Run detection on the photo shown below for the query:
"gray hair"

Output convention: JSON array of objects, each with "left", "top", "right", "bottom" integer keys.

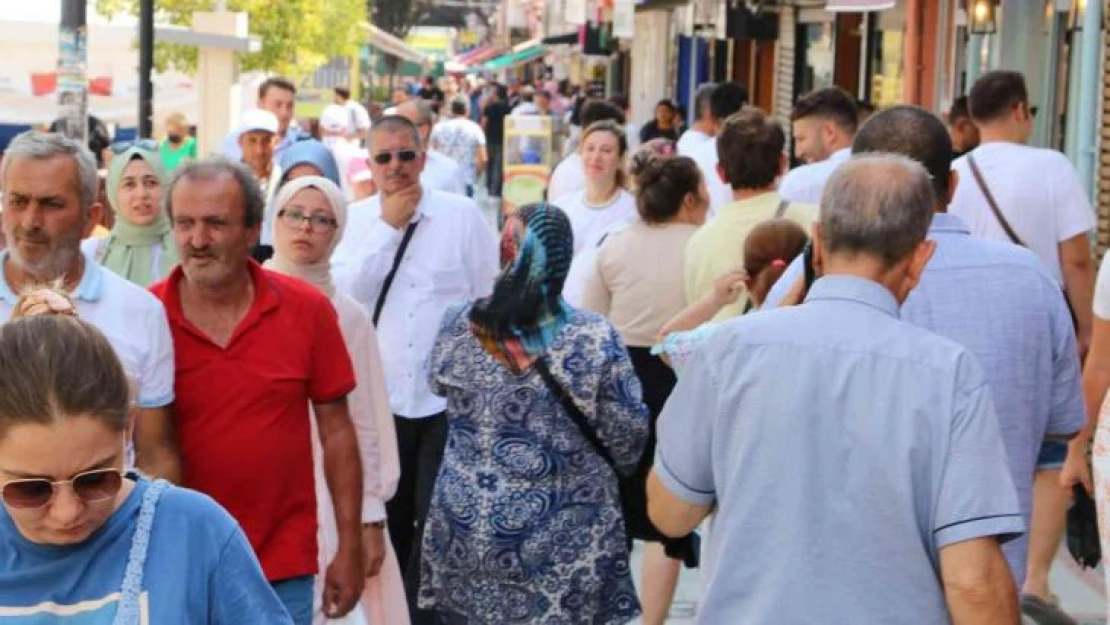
[
  {"left": 396, "top": 99, "right": 434, "bottom": 126},
  {"left": 3, "top": 132, "right": 99, "bottom": 217},
  {"left": 367, "top": 114, "right": 422, "bottom": 151},
  {"left": 694, "top": 83, "right": 717, "bottom": 119},
  {"left": 819, "top": 153, "right": 935, "bottom": 267},
  {"left": 163, "top": 157, "right": 266, "bottom": 228}
]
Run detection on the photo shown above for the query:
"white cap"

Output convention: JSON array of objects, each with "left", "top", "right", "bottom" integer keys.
[
  {"left": 239, "top": 109, "right": 279, "bottom": 136},
  {"left": 319, "top": 104, "right": 349, "bottom": 133}
]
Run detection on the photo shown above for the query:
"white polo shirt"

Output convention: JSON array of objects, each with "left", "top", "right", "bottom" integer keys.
[
  {"left": 0, "top": 250, "right": 175, "bottom": 410},
  {"left": 778, "top": 147, "right": 851, "bottom": 205},
  {"left": 687, "top": 135, "right": 729, "bottom": 217}
]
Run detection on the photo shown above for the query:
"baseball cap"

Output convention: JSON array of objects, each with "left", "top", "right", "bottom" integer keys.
[
  {"left": 319, "top": 104, "right": 350, "bottom": 134},
  {"left": 239, "top": 109, "right": 279, "bottom": 135}
]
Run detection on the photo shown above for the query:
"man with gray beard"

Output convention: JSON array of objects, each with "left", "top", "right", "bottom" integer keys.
[{"left": 0, "top": 131, "right": 179, "bottom": 481}]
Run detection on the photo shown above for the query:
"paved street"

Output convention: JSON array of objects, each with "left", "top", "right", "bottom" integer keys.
[{"left": 627, "top": 536, "right": 1107, "bottom": 623}]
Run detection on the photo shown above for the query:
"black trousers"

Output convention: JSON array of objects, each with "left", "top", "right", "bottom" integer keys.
[
  {"left": 485, "top": 144, "right": 503, "bottom": 197},
  {"left": 387, "top": 413, "right": 448, "bottom": 624}
]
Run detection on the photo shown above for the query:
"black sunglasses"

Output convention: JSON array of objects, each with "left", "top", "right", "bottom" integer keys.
[
  {"left": 372, "top": 149, "right": 419, "bottom": 165},
  {"left": 110, "top": 139, "right": 159, "bottom": 154},
  {"left": 1, "top": 468, "right": 124, "bottom": 510}
]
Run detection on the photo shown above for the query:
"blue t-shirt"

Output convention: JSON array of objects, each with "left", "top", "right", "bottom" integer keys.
[{"left": 0, "top": 478, "right": 292, "bottom": 624}]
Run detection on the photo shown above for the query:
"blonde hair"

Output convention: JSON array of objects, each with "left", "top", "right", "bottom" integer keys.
[
  {"left": 579, "top": 120, "right": 629, "bottom": 189},
  {"left": 164, "top": 113, "right": 189, "bottom": 133},
  {"left": 11, "top": 284, "right": 77, "bottom": 320}
]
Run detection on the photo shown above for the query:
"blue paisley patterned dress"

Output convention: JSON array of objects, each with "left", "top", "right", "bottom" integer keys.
[{"left": 418, "top": 303, "right": 650, "bottom": 624}]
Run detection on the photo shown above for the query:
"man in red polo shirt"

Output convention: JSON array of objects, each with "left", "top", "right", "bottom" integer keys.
[{"left": 150, "top": 159, "right": 365, "bottom": 624}]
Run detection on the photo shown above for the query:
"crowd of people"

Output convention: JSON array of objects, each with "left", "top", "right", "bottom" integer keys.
[{"left": 0, "top": 65, "right": 1104, "bottom": 625}]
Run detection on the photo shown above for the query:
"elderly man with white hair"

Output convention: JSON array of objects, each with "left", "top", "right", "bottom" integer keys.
[{"left": 649, "top": 153, "right": 1024, "bottom": 624}]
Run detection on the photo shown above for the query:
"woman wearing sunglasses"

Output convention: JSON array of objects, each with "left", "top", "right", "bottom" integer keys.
[
  {"left": 0, "top": 314, "right": 292, "bottom": 623},
  {"left": 90, "top": 141, "right": 177, "bottom": 287},
  {"left": 265, "top": 176, "right": 407, "bottom": 625}
]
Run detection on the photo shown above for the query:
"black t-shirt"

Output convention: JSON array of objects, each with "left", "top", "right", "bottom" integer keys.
[
  {"left": 419, "top": 87, "right": 444, "bottom": 103},
  {"left": 483, "top": 101, "right": 512, "bottom": 146},
  {"left": 639, "top": 121, "right": 681, "bottom": 144}
]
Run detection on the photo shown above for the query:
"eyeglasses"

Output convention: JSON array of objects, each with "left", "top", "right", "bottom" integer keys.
[
  {"left": 371, "top": 149, "right": 419, "bottom": 165},
  {"left": 110, "top": 139, "right": 159, "bottom": 154},
  {"left": 278, "top": 208, "right": 338, "bottom": 233},
  {"left": 1, "top": 468, "right": 124, "bottom": 510}
]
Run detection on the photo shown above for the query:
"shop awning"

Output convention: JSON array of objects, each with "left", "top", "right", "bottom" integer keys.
[
  {"left": 481, "top": 44, "right": 546, "bottom": 72},
  {"left": 364, "top": 23, "right": 427, "bottom": 64},
  {"left": 825, "top": 0, "right": 896, "bottom": 10}
]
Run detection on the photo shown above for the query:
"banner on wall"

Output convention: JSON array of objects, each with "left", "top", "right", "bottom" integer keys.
[
  {"left": 613, "top": 0, "right": 635, "bottom": 39},
  {"left": 566, "top": 0, "right": 588, "bottom": 25}
]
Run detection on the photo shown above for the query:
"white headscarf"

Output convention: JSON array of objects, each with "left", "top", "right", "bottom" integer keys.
[{"left": 263, "top": 175, "right": 348, "bottom": 297}]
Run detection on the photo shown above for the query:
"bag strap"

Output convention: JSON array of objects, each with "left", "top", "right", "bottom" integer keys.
[
  {"left": 373, "top": 220, "right": 419, "bottom": 325},
  {"left": 967, "top": 154, "right": 1026, "bottom": 247},
  {"left": 534, "top": 358, "right": 617, "bottom": 469},
  {"left": 774, "top": 200, "right": 790, "bottom": 219},
  {"left": 114, "top": 479, "right": 170, "bottom": 625}
]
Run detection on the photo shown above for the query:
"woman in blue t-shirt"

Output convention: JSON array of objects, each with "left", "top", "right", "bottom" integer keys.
[{"left": 0, "top": 311, "right": 293, "bottom": 624}]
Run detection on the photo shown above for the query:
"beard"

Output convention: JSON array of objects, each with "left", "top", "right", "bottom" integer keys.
[{"left": 6, "top": 225, "right": 83, "bottom": 281}]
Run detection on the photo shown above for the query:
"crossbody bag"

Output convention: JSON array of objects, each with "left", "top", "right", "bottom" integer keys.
[
  {"left": 967, "top": 154, "right": 1078, "bottom": 328},
  {"left": 372, "top": 220, "right": 419, "bottom": 325},
  {"left": 533, "top": 358, "right": 617, "bottom": 470}
]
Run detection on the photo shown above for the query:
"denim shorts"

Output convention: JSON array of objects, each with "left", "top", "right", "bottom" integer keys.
[
  {"left": 271, "top": 575, "right": 314, "bottom": 625},
  {"left": 1036, "top": 440, "right": 1069, "bottom": 470}
]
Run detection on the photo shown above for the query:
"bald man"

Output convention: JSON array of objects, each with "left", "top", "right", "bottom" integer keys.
[{"left": 394, "top": 100, "right": 467, "bottom": 196}]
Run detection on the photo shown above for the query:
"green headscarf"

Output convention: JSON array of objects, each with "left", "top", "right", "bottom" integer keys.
[{"left": 100, "top": 145, "right": 178, "bottom": 287}]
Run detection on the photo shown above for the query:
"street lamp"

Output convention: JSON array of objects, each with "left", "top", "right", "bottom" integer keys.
[
  {"left": 1070, "top": 0, "right": 1087, "bottom": 30},
  {"left": 969, "top": 0, "right": 999, "bottom": 35}
]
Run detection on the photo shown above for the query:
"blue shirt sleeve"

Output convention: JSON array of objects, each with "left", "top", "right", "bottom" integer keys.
[
  {"left": 933, "top": 356, "right": 1025, "bottom": 549},
  {"left": 764, "top": 255, "right": 805, "bottom": 309},
  {"left": 653, "top": 339, "right": 720, "bottom": 507},
  {"left": 211, "top": 527, "right": 294, "bottom": 624},
  {"left": 1046, "top": 285, "right": 1085, "bottom": 437}
]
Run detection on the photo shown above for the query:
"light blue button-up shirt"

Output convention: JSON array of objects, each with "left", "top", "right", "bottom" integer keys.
[
  {"left": 764, "top": 213, "right": 1083, "bottom": 583},
  {"left": 656, "top": 274, "right": 1023, "bottom": 624}
]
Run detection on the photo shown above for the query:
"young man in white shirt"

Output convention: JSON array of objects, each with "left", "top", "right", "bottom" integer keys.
[
  {"left": 0, "top": 131, "right": 179, "bottom": 481},
  {"left": 331, "top": 115, "right": 498, "bottom": 619},
  {"left": 430, "top": 96, "right": 488, "bottom": 198},
  {"left": 687, "top": 82, "right": 748, "bottom": 214},
  {"left": 394, "top": 100, "right": 467, "bottom": 196},
  {"left": 676, "top": 83, "right": 717, "bottom": 156},
  {"left": 777, "top": 87, "right": 858, "bottom": 205},
  {"left": 948, "top": 71, "right": 1096, "bottom": 612},
  {"left": 334, "top": 86, "right": 371, "bottom": 142}
]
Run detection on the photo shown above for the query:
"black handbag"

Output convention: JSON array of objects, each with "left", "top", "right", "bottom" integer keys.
[{"left": 1066, "top": 484, "right": 1101, "bottom": 569}]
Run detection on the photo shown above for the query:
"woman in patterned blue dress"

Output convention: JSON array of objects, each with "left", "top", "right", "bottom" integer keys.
[{"left": 418, "top": 203, "right": 650, "bottom": 624}]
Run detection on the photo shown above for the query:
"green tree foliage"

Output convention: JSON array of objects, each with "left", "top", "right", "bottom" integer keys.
[{"left": 96, "top": 0, "right": 366, "bottom": 79}]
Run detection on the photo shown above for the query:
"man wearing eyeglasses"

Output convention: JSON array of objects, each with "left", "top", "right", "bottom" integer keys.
[
  {"left": 331, "top": 115, "right": 498, "bottom": 621},
  {"left": 394, "top": 100, "right": 468, "bottom": 196},
  {"left": 0, "top": 132, "right": 180, "bottom": 483}
]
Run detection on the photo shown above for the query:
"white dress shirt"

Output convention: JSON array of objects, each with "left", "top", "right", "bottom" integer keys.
[
  {"left": 332, "top": 186, "right": 499, "bottom": 418},
  {"left": 687, "top": 135, "right": 729, "bottom": 217},
  {"left": 422, "top": 149, "right": 468, "bottom": 196},
  {"left": 777, "top": 147, "right": 851, "bottom": 205},
  {"left": 676, "top": 128, "right": 711, "bottom": 156},
  {"left": 547, "top": 153, "right": 585, "bottom": 204}
]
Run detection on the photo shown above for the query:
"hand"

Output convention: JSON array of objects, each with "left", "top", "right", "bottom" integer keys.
[
  {"left": 380, "top": 183, "right": 421, "bottom": 229},
  {"left": 1061, "top": 444, "right": 1093, "bottom": 496},
  {"left": 710, "top": 268, "right": 748, "bottom": 307},
  {"left": 363, "top": 525, "right": 386, "bottom": 578},
  {"left": 323, "top": 545, "right": 365, "bottom": 618}
]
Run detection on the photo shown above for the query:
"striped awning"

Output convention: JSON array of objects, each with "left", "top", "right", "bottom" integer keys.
[{"left": 825, "top": 0, "right": 896, "bottom": 10}]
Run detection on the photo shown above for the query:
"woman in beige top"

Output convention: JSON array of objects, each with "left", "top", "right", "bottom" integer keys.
[{"left": 581, "top": 154, "right": 709, "bottom": 625}]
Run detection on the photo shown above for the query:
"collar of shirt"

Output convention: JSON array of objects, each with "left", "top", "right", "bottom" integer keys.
[
  {"left": 829, "top": 147, "right": 851, "bottom": 164},
  {"left": 160, "top": 259, "right": 280, "bottom": 347},
  {"left": 0, "top": 248, "right": 105, "bottom": 304},
  {"left": 804, "top": 274, "right": 899, "bottom": 318},
  {"left": 928, "top": 212, "right": 971, "bottom": 236}
]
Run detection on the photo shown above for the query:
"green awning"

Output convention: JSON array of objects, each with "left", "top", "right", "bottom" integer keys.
[{"left": 481, "top": 45, "right": 545, "bottom": 72}]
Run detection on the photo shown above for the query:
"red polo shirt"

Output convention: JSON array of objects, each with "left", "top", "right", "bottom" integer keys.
[{"left": 150, "top": 260, "right": 356, "bottom": 582}]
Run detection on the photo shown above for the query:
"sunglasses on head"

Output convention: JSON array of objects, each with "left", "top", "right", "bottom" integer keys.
[
  {"left": 372, "top": 149, "right": 419, "bottom": 165},
  {"left": 110, "top": 139, "right": 159, "bottom": 154},
  {"left": 1, "top": 468, "right": 124, "bottom": 510}
]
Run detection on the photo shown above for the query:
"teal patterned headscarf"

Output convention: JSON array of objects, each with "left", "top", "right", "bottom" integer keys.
[{"left": 100, "top": 145, "right": 176, "bottom": 287}]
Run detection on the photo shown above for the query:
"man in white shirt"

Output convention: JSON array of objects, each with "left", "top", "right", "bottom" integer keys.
[
  {"left": 334, "top": 86, "right": 371, "bottom": 141},
  {"left": 687, "top": 82, "right": 749, "bottom": 214},
  {"left": 0, "top": 131, "right": 179, "bottom": 481},
  {"left": 331, "top": 115, "right": 498, "bottom": 616},
  {"left": 430, "top": 96, "right": 488, "bottom": 197},
  {"left": 676, "top": 83, "right": 717, "bottom": 156},
  {"left": 948, "top": 71, "right": 1096, "bottom": 611},
  {"left": 777, "top": 87, "right": 858, "bottom": 204},
  {"left": 221, "top": 77, "right": 304, "bottom": 162},
  {"left": 394, "top": 100, "right": 467, "bottom": 196}
]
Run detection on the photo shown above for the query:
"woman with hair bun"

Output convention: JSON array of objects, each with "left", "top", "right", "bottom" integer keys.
[{"left": 581, "top": 155, "right": 709, "bottom": 625}]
